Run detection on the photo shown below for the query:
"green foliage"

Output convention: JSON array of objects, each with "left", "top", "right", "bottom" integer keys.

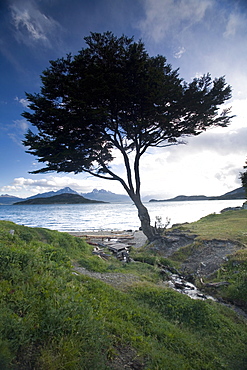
[
  {"left": 78, "top": 254, "right": 112, "bottom": 273},
  {"left": 208, "top": 249, "right": 247, "bottom": 309},
  {"left": 0, "top": 220, "right": 247, "bottom": 369},
  {"left": 22, "top": 32, "right": 233, "bottom": 178},
  {"left": 131, "top": 249, "right": 177, "bottom": 269}
]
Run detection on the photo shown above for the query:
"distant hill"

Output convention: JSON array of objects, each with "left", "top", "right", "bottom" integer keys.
[
  {"left": 215, "top": 187, "right": 246, "bottom": 200},
  {"left": 150, "top": 195, "right": 209, "bottom": 202},
  {"left": 149, "top": 187, "right": 246, "bottom": 202},
  {"left": 0, "top": 195, "right": 24, "bottom": 205},
  {"left": 13, "top": 193, "right": 107, "bottom": 205},
  {"left": 81, "top": 188, "right": 131, "bottom": 203}
]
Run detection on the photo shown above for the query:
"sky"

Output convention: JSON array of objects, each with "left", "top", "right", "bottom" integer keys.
[{"left": 0, "top": 0, "right": 247, "bottom": 200}]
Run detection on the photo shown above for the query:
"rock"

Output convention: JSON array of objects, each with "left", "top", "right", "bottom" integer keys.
[{"left": 220, "top": 206, "right": 242, "bottom": 213}]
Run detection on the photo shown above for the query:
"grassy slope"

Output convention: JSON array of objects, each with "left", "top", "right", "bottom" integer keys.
[
  {"left": 183, "top": 209, "right": 247, "bottom": 243},
  {"left": 0, "top": 218, "right": 246, "bottom": 369}
]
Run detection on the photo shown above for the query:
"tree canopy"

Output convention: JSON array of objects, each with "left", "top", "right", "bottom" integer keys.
[{"left": 22, "top": 32, "right": 233, "bottom": 240}]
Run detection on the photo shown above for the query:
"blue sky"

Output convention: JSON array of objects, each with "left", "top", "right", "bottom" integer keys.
[{"left": 0, "top": 0, "right": 247, "bottom": 199}]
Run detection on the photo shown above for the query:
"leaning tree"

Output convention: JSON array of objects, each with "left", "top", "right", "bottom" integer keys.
[{"left": 22, "top": 32, "right": 233, "bottom": 241}]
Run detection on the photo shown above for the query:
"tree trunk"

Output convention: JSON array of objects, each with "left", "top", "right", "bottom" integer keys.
[{"left": 131, "top": 194, "right": 161, "bottom": 242}]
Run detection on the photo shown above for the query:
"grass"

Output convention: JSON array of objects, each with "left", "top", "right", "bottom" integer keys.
[
  {"left": 202, "top": 248, "right": 247, "bottom": 309},
  {"left": 0, "top": 219, "right": 247, "bottom": 369},
  {"left": 179, "top": 209, "right": 247, "bottom": 244}
]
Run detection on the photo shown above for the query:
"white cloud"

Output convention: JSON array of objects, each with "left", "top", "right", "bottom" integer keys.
[
  {"left": 15, "top": 96, "right": 29, "bottom": 108},
  {"left": 11, "top": 7, "right": 47, "bottom": 41},
  {"left": 139, "top": 144, "right": 243, "bottom": 198},
  {"left": 137, "top": 0, "right": 213, "bottom": 43},
  {"left": 223, "top": 11, "right": 246, "bottom": 38},
  {"left": 13, "top": 119, "right": 29, "bottom": 132},
  {"left": 5, "top": 119, "right": 29, "bottom": 146},
  {"left": 9, "top": 1, "right": 62, "bottom": 48},
  {"left": 0, "top": 175, "right": 116, "bottom": 198},
  {"left": 174, "top": 46, "right": 186, "bottom": 59}
]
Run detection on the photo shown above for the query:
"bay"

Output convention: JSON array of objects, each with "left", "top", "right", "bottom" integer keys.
[{"left": 0, "top": 199, "right": 244, "bottom": 232}]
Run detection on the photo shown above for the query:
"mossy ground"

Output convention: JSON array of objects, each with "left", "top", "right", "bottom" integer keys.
[{"left": 0, "top": 218, "right": 246, "bottom": 369}]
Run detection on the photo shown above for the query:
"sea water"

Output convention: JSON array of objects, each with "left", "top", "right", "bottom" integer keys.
[{"left": 0, "top": 199, "right": 244, "bottom": 232}]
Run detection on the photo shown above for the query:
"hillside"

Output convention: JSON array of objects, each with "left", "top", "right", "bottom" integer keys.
[
  {"left": 150, "top": 186, "right": 245, "bottom": 202},
  {"left": 0, "top": 211, "right": 246, "bottom": 369},
  {"left": 13, "top": 193, "right": 107, "bottom": 205}
]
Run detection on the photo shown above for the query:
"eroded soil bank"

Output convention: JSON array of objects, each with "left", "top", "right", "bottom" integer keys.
[{"left": 150, "top": 228, "right": 241, "bottom": 276}]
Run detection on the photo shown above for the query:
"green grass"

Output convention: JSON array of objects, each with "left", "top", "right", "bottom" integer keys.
[
  {"left": 202, "top": 248, "right": 247, "bottom": 309},
  {"left": 0, "top": 220, "right": 247, "bottom": 369},
  {"left": 180, "top": 209, "right": 247, "bottom": 244}
]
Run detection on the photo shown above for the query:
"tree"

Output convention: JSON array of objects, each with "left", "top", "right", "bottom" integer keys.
[
  {"left": 240, "top": 158, "right": 247, "bottom": 198},
  {"left": 22, "top": 32, "right": 233, "bottom": 241}
]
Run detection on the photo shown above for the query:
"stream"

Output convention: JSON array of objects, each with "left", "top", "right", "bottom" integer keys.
[
  {"left": 166, "top": 274, "right": 215, "bottom": 300},
  {"left": 163, "top": 270, "right": 247, "bottom": 320},
  {"left": 78, "top": 233, "right": 247, "bottom": 320}
]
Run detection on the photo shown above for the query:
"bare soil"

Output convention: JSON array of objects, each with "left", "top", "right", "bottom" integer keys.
[{"left": 154, "top": 229, "right": 242, "bottom": 276}]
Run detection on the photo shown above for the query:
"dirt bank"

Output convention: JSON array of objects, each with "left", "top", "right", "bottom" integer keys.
[{"left": 150, "top": 229, "right": 241, "bottom": 276}]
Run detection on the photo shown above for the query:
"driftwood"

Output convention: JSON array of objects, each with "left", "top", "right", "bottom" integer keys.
[
  {"left": 79, "top": 233, "right": 134, "bottom": 241},
  {"left": 200, "top": 278, "right": 230, "bottom": 288},
  {"left": 92, "top": 246, "right": 111, "bottom": 260},
  {"left": 92, "top": 250, "right": 111, "bottom": 260},
  {"left": 90, "top": 241, "right": 131, "bottom": 262}
]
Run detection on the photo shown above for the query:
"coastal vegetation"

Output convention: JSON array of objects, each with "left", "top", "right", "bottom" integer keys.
[
  {"left": 0, "top": 209, "right": 246, "bottom": 369},
  {"left": 22, "top": 31, "right": 233, "bottom": 242}
]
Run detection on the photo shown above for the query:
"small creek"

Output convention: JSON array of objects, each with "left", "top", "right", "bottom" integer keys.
[
  {"left": 166, "top": 273, "right": 215, "bottom": 300},
  {"left": 79, "top": 233, "right": 247, "bottom": 319},
  {"left": 164, "top": 271, "right": 247, "bottom": 320}
]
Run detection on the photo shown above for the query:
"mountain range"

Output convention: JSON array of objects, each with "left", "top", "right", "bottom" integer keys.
[
  {"left": 149, "top": 187, "right": 245, "bottom": 202},
  {"left": 0, "top": 187, "right": 131, "bottom": 205},
  {"left": 0, "top": 186, "right": 245, "bottom": 205},
  {"left": 82, "top": 188, "right": 131, "bottom": 203}
]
